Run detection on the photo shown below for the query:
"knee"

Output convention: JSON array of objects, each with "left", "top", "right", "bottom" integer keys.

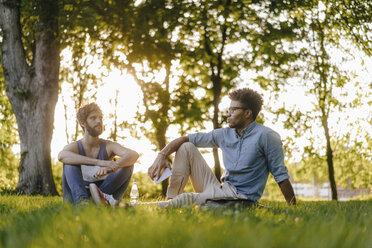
[
  {"left": 127, "top": 165, "right": 134, "bottom": 175},
  {"left": 178, "top": 142, "right": 196, "bottom": 152},
  {"left": 117, "top": 165, "right": 133, "bottom": 177},
  {"left": 63, "top": 164, "right": 81, "bottom": 173}
]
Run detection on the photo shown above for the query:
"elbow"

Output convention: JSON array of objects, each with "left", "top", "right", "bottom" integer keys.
[
  {"left": 57, "top": 151, "right": 66, "bottom": 163},
  {"left": 132, "top": 151, "right": 140, "bottom": 164}
]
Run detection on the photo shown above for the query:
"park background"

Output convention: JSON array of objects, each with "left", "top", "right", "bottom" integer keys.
[
  {"left": 0, "top": 0, "right": 371, "bottom": 202},
  {"left": 1, "top": 1, "right": 372, "bottom": 247}
]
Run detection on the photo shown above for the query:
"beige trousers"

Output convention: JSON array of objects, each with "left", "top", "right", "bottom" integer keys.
[{"left": 160, "top": 142, "right": 246, "bottom": 207}]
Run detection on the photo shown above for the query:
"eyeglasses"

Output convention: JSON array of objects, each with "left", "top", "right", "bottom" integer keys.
[{"left": 227, "top": 107, "right": 247, "bottom": 114}]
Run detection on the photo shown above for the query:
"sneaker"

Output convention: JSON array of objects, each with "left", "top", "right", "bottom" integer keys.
[{"left": 89, "top": 183, "right": 118, "bottom": 208}]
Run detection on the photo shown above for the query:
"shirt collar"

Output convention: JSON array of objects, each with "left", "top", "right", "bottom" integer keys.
[{"left": 235, "top": 121, "right": 257, "bottom": 138}]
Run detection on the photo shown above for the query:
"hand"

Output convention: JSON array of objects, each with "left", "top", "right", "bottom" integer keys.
[
  {"left": 148, "top": 154, "right": 171, "bottom": 181},
  {"left": 94, "top": 167, "right": 114, "bottom": 178},
  {"left": 98, "top": 160, "right": 119, "bottom": 171}
]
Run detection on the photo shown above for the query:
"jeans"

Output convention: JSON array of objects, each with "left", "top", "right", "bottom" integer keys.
[{"left": 62, "top": 164, "right": 133, "bottom": 204}]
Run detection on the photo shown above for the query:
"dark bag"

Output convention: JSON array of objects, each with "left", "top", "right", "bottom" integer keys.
[{"left": 204, "top": 197, "right": 258, "bottom": 208}]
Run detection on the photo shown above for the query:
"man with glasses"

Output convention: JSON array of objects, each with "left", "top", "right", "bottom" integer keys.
[{"left": 148, "top": 88, "right": 296, "bottom": 207}]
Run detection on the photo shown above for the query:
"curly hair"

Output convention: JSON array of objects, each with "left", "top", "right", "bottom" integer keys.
[
  {"left": 77, "top": 103, "right": 103, "bottom": 131},
  {"left": 228, "top": 88, "right": 263, "bottom": 120}
]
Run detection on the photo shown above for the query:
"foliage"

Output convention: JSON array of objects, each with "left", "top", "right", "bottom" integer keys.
[
  {"left": 261, "top": 174, "right": 288, "bottom": 201},
  {"left": 258, "top": 0, "right": 372, "bottom": 200},
  {"left": 62, "top": 0, "right": 210, "bottom": 194},
  {"left": 58, "top": 0, "right": 107, "bottom": 142},
  {"left": 0, "top": 63, "right": 19, "bottom": 192},
  {"left": 1, "top": 196, "right": 372, "bottom": 247},
  {"left": 284, "top": 132, "right": 372, "bottom": 193},
  {"left": 0, "top": 151, "right": 19, "bottom": 191},
  {"left": 333, "top": 134, "right": 372, "bottom": 189},
  {"left": 52, "top": 161, "right": 64, "bottom": 196},
  {"left": 0, "top": 67, "right": 18, "bottom": 153}
]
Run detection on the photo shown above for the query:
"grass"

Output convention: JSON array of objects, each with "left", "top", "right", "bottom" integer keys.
[{"left": 0, "top": 195, "right": 371, "bottom": 248}]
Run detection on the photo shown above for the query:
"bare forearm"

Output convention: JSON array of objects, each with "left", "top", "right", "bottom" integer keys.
[
  {"left": 148, "top": 136, "right": 189, "bottom": 180},
  {"left": 116, "top": 150, "right": 139, "bottom": 168},
  {"left": 58, "top": 151, "right": 102, "bottom": 166},
  {"left": 159, "top": 136, "right": 189, "bottom": 156},
  {"left": 278, "top": 179, "right": 296, "bottom": 206}
]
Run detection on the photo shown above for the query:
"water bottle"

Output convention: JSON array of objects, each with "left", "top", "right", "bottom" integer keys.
[{"left": 130, "top": 179, "right": 139, "bottom": 204}]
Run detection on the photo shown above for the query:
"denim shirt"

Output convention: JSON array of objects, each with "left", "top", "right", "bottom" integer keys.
[{"left": 188, "top": 121, "right": 289, "bottom": 201}]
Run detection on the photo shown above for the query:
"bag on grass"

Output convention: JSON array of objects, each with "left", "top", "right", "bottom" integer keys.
[{"left": 204, "top": 197, "right": 258, "bottom": 208}]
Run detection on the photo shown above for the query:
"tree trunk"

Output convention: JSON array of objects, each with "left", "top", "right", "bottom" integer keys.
[
  {"left": 0, "top": 0, "right": 59, "bottom": 195},
  {"left": 212, "top": 148, "right": 221, "bottom": 180},
  {"left": 156, "top": 130, "right": 168, "bottom": 197},
  {"left": 212, "top": 84, "right": 221, "bottom": 180},
  {"left": 322, "top": 117, "right": 338, "bottom": 200},
  {"left": 316, "top": 15, "right": 338, "bottom": 201},
  {"left": 61, "top": 94, "right": 70, "bottom": 143}
]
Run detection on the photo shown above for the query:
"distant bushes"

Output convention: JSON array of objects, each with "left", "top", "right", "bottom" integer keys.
[{"left": 0, "top": 149, "right": 19, "bottom": 191}]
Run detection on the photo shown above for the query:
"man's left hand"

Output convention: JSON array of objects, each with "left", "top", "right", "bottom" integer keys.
[{"left": 94, "top": 167, "right": 114, "bottom": 178}]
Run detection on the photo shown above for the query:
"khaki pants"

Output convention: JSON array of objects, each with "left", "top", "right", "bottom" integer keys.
[{"left": 160, "top": 142, "right": 246, "bottom": 207}]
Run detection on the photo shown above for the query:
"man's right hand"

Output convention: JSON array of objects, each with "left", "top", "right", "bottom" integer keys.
[
  {"left": 147, "top": 136, "right": 189, "bottom": 181},
  {"left": 148, "top": 153, "right": 170, "bottom": 181}
]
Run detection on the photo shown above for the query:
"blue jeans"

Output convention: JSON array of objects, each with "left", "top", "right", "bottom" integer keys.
[{"left": 62, "top": 164, "right": 133, "bottom": 204}]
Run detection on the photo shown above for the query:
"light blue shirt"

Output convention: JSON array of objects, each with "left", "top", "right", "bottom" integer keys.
[{"left": 188, "top": 121, "right": 289, "bottom": 201}]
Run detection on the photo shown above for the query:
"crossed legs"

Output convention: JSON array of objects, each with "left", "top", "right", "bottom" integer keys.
[{"left": 62, "top": 164, "right": 133, "bottom": 204}]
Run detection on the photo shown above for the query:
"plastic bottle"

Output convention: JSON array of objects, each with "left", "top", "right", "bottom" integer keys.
[{"left": 130, "top": 179, "right": 139, "bottom": 204}]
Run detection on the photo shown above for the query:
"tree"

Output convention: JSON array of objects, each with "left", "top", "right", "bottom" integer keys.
[
  {"left": 59, "top": 48, "right": 102, "bottom": 143},
  {"left": 289, "top": 131, "right": 372, "bottom": 192},
  {"left": 68, "top": 0, "right": 303, "bottom": 185},
  {"left": 121, "top": 0, "right": 204, "bottom": 195},
  {"left": 0, "top": 0, "right": 59, "bottom": 195},
  {"left": 177, "top": 0, "right": 239, "bottom": 179},
  {"left": 65, "top": 0, "right": 204, "bottom": 196},
  {"left": 259, "top": 0, "right": 372, "bottom": 200},
  {"left": 177, "top": 0, "right": 303, "bottom": 179}
]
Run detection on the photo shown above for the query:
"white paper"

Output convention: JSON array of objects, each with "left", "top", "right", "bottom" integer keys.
[
  {"left": 81, "top": 165, "right": 108, "bottom": 182},
  {"left": 154, "top": 167, "right": 172, "bottom": 184}
]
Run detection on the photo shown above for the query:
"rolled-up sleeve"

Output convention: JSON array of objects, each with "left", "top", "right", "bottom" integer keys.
[
  {"left": 261, "top": 130, "right": 289, "bottom": 183},
  {"left": 188, "top": 129, "right": 223, "bottom": 148}
]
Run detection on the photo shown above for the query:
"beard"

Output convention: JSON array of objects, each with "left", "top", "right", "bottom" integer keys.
[
  {"left": 227, "top": 117, "right": 238, "bottom": 128},
  {"left": 228, "top": 117, "right": 245, "bottom": 130},
  {"left": 85, "top": 123, "right": 103, "bottom": 137}
]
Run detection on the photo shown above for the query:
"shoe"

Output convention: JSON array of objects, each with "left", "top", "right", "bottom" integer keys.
[{"left": 89, "top": 183, "right": 118, "bottom": 208}]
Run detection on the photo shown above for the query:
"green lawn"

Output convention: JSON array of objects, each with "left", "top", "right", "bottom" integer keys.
[{"left": 0, "top": 195, "right": 371, "bottom": 248}]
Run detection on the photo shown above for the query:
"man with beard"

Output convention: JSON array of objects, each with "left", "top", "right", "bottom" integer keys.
[
  {"left": 58, "top": 103, "right": 139, "bottom": 206},
  {"left": 148, "top": 88, "right": 296, "bottom": 207}
]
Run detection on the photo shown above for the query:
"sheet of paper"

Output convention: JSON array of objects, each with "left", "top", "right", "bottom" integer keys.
[
  {"left": 81, "top": 165, "right": 108, "bottom": 182},
  {"left": 154, "top": 167, "right": 172, "bottom": 184}
]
